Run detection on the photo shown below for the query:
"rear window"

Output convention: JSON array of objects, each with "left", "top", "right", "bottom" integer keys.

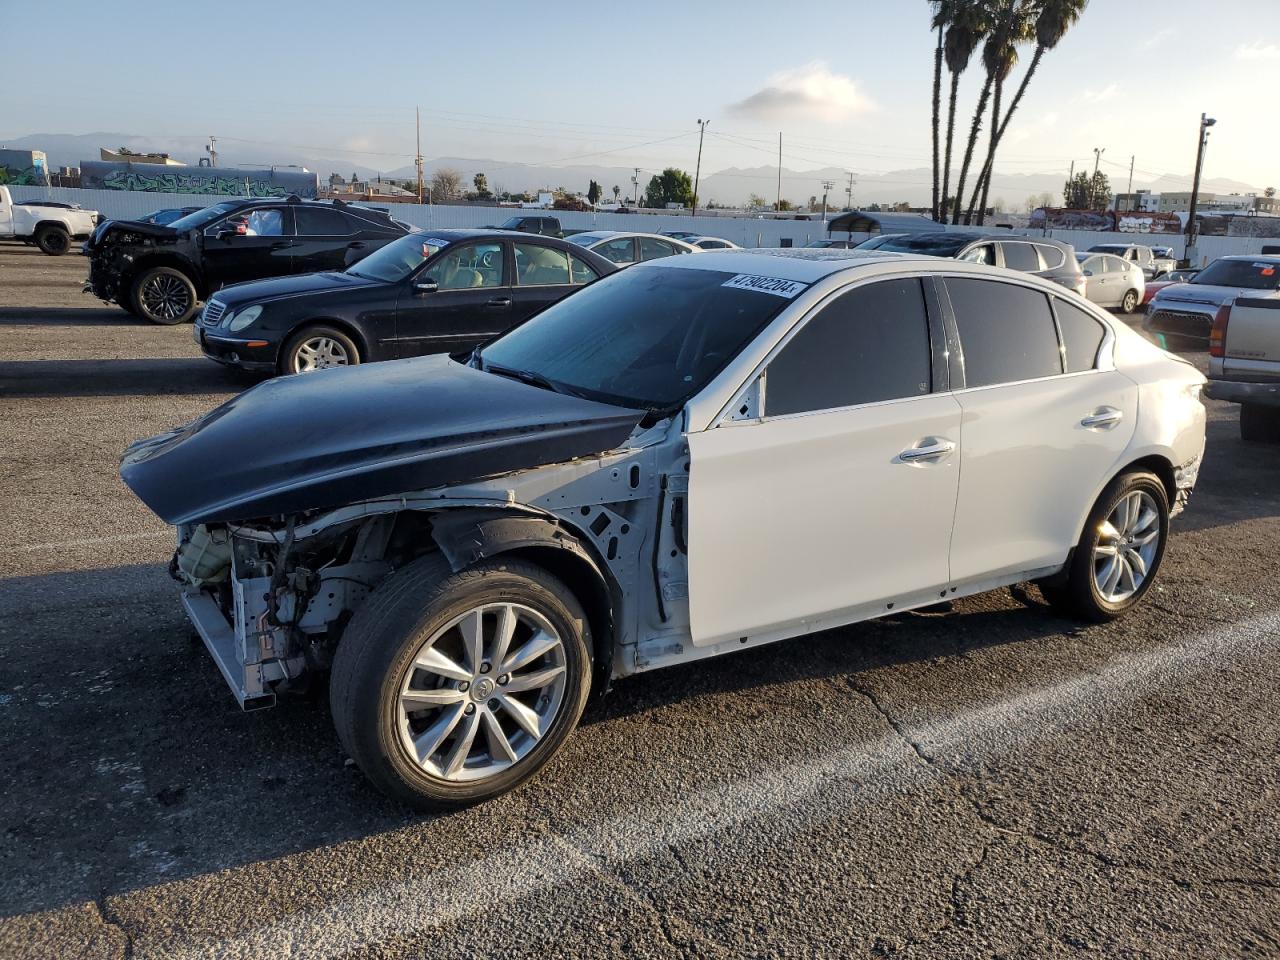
[
  {"left": 1192, "top": 259, "right": 1280, "bottom": 290},
  {"left": 947, "top": 278, "right": 1062, "bottom": 387},
  {"left": 1052, "top": 298, "right": 1106, "bottom": 372},
  {"left": 1035, "top": 243, "right": 1065, "bottom": 270},
  {"left": 875, "top": 234, "right": 973, "bottom": 257}
]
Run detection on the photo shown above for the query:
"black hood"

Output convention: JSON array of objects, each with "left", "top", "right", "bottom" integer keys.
[
  {"left": 86, "top": 218, "right": 179, "bottom": 249},
  {"left": 213, "top": 270, "right": 381, "bottom": 307},
  {"left": 121, "top": 356, "right": 644, "bottom": 525}
]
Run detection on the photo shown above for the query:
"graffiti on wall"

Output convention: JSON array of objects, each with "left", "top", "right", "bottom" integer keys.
[
  {"left": 0, "top": 165, "right": 50, "bottom": 186},
  {"left": 79, "top": 161, "right": 319, "bottom": 198}
]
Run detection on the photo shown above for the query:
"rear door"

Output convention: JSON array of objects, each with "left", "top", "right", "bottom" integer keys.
[
  {"left": 509, "top": 241, "right": 576, "bottom": 322},
  {"left": 1081, "top": 256, "right": 1109, "bottom": 303},
  {"left": 943, "top": 277, "right": 1136, "bottom": 583},
  {"left": 200, "top": 206, "right": 295, "bottom": 288},
  {"left": 292, "top": 206, "right": 358, "bottom": 274},
  {"left": 395, "top": 240, "right": 511, "bottom": 357}
]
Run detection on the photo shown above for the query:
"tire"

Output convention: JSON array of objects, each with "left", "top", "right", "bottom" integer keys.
[
  {"left": 1120, "top": 289, "right": 1139, "bottom": 314},
  {"left": 1240, "top": 403, "right": 1280, "bottom": 443},
  {"left": 129, "top": 266, "right": 199, "bottom": 324},
  {"left": 34, "top": 224, "right": 71, "bottom": 256},
  {"left": 1039, "top": 470, "right": 1169, "bottom": 622},
  {"left": 281, "top": 324, "right": 361, "bottom": 374},
  {"left": 330, "top": 554, "right": 593, "bottom": 809}
]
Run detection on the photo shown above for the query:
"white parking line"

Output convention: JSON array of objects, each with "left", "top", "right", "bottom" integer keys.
[
  {"left": 157, "top": 611, "right": 1279, "bottom": 960},
  {"left": 2, "top": 532, "right": 171, "bottom": 554}
]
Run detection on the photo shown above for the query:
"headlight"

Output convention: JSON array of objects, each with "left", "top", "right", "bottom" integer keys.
[{"left": 226, "top": 305, "right": 263, "bottom": 331}]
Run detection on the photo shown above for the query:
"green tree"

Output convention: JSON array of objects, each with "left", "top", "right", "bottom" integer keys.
[
  {"left": 777, "top": 199, "right": 795, "bottom": 211},
  {"left": 612, "top": 184, "right": 621, "bottom": 202},
  {"left": 1063, "top": 170, "right": 1110, "bottom": 210},
  {"left": 472, "top": 172, "right": 491, "bottom": 199},
  {"left": 643, "top": 168, "right": 694, "bottom": 208},
  {"left": 587, "top": 179, "right": 602, "bottom": 206},
  {"left": 748, "top": 192, "right": 768, "bottom": 209},
  {"left": 1265, "top": 186, "right": 1276, "bottom": 199}
]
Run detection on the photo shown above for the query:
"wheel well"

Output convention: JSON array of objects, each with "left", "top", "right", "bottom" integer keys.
[
  {"left": 1116, "top": 454, "right": 1176, "bottom": 505},
  {"left": 289, "top": 318, "right": 369, "bottom": 360},
  {"left": 34, "top": 220, "right": 70, "bottom": 234}
]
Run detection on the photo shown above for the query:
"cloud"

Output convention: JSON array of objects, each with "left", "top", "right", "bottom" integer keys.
[
  {"left": 1007, "top": 111, "right": 1061, "bottom": 145},
  {"left": 1080, "top": 83, "right": 1118, "bottom": 103},
  {"left": 1140, "top": 28, "right": 1174, "bottom": 50},
  {"left": 1236, "top": 41, "right": 1280, "bottom": 60},
  {"left": 728, "top": 62, "right": 875, "bottom": 123}
]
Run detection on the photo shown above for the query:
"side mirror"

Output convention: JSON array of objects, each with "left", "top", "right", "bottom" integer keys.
[
  {"left": 413, "top": 278, "right": 439, "bottom": 294},
  {"left": 1083, "top": 269, "right": 1093, "bottom": 277},
  {"left": 216, "top": 229, "right": 237, "bottom": 242}
]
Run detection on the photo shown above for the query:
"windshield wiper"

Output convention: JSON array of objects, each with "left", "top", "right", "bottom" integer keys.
[{"left": 485, "top": 363, "right": 580, "bottom": 398}]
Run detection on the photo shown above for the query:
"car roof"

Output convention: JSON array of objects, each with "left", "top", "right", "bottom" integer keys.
[
  {"left": 1219, "top": 254, "right": 1280, "bottom": 263},
  {"left": 628, "top": 247, "right": 947, "bottom": 282}
]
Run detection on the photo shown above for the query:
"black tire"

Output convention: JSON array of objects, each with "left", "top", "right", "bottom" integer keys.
[
  {"left": 34, "top": 224, "right": 71, "bottom": 256},
  {"left": 1240, "top": 403, "right": 1280, "bottom": 443},
  {"left": 1038, "top": 470, "right": 1169, "bottom": 623},
  {"left": 129, "top": 266, "right": 199, "bottom": 324},
  {"left": 1120, "top": 289, "right": 1139, "bottom": 314},
  {"left": 280, "top": 324, "right": 361, "bottom": 375},
  {"left": 330, "top": 554, "right": 593, "bottom": 809}
]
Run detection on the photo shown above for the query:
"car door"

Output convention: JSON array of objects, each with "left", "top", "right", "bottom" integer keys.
[
  {"left": 686, "top": 275, "right": 962, "bottom": 648},
  {"left": 292, "top": 206, "right": 358, "bottom": 274},
  {"left": 1081, "top": 255, "right": 1110, "bottom": 303},
  {"left": 509, "top": 241, "right": 576, "bottom": 322},
  {"left": 942, "top": 276, "right": 1137, "bottom": 584},
  {"left": 201, "top": 206, "right": 295, "bottom": 289},
  {"left": 394, "top": 240, "right": 511, "bottom": 357}
]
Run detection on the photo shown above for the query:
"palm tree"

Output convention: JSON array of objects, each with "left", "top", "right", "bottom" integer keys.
[
  {"left": 971, "top": 0, "right": 1088, "bottom": 222},
  {"left": 940, "top": 3, "right": 988, "bottom": 225},
  {"left": 968, "top": 4, "right": 1033, "bottom": 224},
  {"left": 929, "top": 2, "right": 950, "bottom": 222}
]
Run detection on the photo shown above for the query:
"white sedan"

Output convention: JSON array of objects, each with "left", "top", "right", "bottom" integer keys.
[
  {"left": 685, "top": 235, "right": 740, "bottom": 250},
  {"left": 124, "top": 249, "right": 1207, "bottom": 807},
  {"left": 1076, "top": 251, "right": 1146, "bottom": 314},
  {"left": 565, "top": 230, "right": 697, "bottom": 266}
]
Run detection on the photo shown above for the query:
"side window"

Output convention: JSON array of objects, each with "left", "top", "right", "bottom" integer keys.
[
  {"left": 569, "top": 255, "right": 599, "bottom": 284},
  {"left": 238, "top": 208, "right": 285, "bottom": 236},
  {"left": 959, "top": 243, "right": 994, "bottom": 265},
  {"left": 1000, "top": 242, "right": 1041, "bottom": 272},
  {"left": 295, "top": 207, "right": 354, "bottom": 236},
  {"left": 1035, "top": 243, "right": 1065, "bottom": 270},
  {"left": 1053, "top": 298, "right": 1107, "bottom": 373},
  {"left": 1082, "top": 256, "right": 1101, "bottom": 275},
  {"left": 597, "top": 238, "right": 635, "bottom": 264},
  {"left": 640, "top": 237, "right": 677, "bottom": 260},
  {"left": 1106, "top": 256, "right": 1126, "bottom": 274},
  {"left": 514, "top": 242, "right": 571, "bottom": 286},
  {"left": 423, "top": 242, "right": 505, "bottom": 290},
  {"left": 947, "top": 277, "right": 1062, "bottom": 387},
  {"left": 765, "top": 278, "right": 932, "bottom": 417}
]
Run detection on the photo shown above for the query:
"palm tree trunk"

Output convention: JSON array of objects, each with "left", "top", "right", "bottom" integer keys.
[
  {"left": 931, "top": 26, "right": 943, "bottom": 222},
  {"left": 951, "top": 73, "right": 993, "bottom": 224},
  {"left": 970, "top": 45, "right": 1046, "bottom": 227},
  {"left": 941, "top": 71, "right": 960, "bottom": 224},
  {"left": 971, "top": 80, "right": 1001, "bottom": 225}
]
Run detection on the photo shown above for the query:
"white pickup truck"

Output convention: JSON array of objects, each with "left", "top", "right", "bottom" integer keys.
[
  {"left": 1087, "top": 242, "right": 1179, "bottom": 280},
  {"left": 0, "top": 185, "right": 100, "bottom": 255},
  {"left": 1205, "top": 294, "right": 1280, "bottom": 441}
]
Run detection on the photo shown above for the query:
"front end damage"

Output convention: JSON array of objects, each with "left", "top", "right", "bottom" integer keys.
[{"left": 84, "top": 221, "right": 185, "bottom": 304}]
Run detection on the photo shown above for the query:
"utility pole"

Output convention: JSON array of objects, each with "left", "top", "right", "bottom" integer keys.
[
  {"left": 820, "top": 179, "right": 834, "bottom": 225},
  {"left": 1091, "top": 147, "right": 1105, "bottom": 209},
  {"left": 692, "top": 119, "right": 708, "bottom": 217},
  {"left": 205, "top": 137, "right": 218, "bottom": 168},
  {"left": 1186, "top": 112, "right": 1217, "bottom": 266},
  {"left": 776, "top": 132, "right": 782, "bottom": 212},
  {"left": 1126, "top": 154, "right": 1135, "bottom": 197},
  {"left": 632, "top": 168, "right": 640, "bottom": 205},
  {"left": 415, "top": 107, "right": 425, "bottom": 204},
  {"left": 846, "top": 171, "right": 855, "bottom": 211}
]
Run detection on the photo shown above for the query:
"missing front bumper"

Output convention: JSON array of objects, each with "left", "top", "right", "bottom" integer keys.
[{"left": 181, "top": 589, "right": 277, "bottom": 711}]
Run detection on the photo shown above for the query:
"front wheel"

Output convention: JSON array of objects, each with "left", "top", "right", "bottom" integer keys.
[
  {"left": 130, "top": 266, "right": 199, "bottom": 324},
  {"left": 1039, "top": 470, "right": 1169, "bottom": 622},
  {"left": 1120, "top": 289, "right": 1139, "bottom": 314},
  {"left": 281, "top": 324, "right": 360, "bottom": 374},
  {"left": 330, "top": 555, "right": 592, "bottom": 809}
]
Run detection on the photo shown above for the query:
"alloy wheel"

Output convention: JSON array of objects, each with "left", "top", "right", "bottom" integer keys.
[
  {"left": 397, "top": 603, "right": 568, "bottom": 783},
  {"left": 141, "top": 274, "right": 192, "bottom": 321},
  {"left": 293, "top": 336, "right": 350, "bottom": 372},
  {"left": 1093, "top": 490, "right": 1161, "bottom": 603}
]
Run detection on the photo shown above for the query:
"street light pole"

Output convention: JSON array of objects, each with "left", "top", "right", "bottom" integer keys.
[
  {"left": 820, "top": 179, "right": 834, "bottom": 225},
  {"left": 1186, "top": 112, "right": 1216, "bottom": 267},
  {"left": 692, "top": 119, "right": 708, "bottom": 217}
]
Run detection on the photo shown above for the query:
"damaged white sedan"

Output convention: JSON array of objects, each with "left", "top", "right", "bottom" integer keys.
[{"left": 121, "top": 249, "right": 1206, "bottom": 807}]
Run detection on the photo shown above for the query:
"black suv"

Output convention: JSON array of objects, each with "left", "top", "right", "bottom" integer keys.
[
  {"left": 84, "top": 197, "right": 410, "bottom": 324},
  {"left": 493, "top": 215, "right": 562, "bottom": 237}
]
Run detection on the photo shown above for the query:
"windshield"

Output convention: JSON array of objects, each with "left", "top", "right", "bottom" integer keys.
[
  {"left": 479, "top": 266, "right": 797, "bottom": 411},
  {"left": 1192, "top": 259, "right": 1280, "bottom": 290},
  {"left": 347, "top": 233, "right": 449, "bottom": 282},
  {"left": 873, "top": 234, "right": 972, "bottom": 256},
  {"left": 565, "top": 233, "right": 603, "bottom": 246},
  {"left": 165, "top": 202, "right": 242, "bottom": 231},
  {"left": 1088, "top": 245, "right": 1124, "bottom": 253},
  {"left": 499, "top": 216, "right": 530, "bottom": 229}
]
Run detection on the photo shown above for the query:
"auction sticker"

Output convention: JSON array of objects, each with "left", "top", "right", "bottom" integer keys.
[{"left": 721, "top": 274, "right": 808, "bottom": 298}]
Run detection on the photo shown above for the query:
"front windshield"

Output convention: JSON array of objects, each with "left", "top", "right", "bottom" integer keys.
[
  {"left": 166, "top": 202, "right": 241, "bottom": 231},
  {"left": 498, "top": 216, "right": 528, "bottom": 229},
  {"left": 1192, "top": 259, "right": 1280, "bottom": 291},
  {"left": 873, "top": 234, "right": 971, "bottom": 256},
  {"left": 348, "top": 234, "right": 448, "bottom": 282},
  {"left": 565, "top": 233, "right": 602, "bottom": 246},
  {"left": 480, "top": 265, "right": 798, "bottom": 411}
]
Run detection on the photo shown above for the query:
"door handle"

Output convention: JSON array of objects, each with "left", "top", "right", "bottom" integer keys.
[
  {"left": 486, "top": 297, "right": 512, "bottom": 308},
  {"left": 269, "top": 241, "right": 291, "bottom": 250},
  {"left": 1081, "top": 406, "right": 1124, "bottom": 429},
  {"left": 898, "top": 437, "right": 956, "bottom": 464}
]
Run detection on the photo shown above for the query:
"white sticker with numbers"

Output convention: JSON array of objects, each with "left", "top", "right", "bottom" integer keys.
[{"left": 721, "top": 274, "right": 808, "bottom": 298}]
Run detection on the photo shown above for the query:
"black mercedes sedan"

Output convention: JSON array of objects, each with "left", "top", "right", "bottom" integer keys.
[{"left": 194, "top": 230, "right": 617, "bottom": 375}]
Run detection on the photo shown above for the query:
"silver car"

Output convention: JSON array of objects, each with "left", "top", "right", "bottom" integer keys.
[
  {"left": 1075, "top": 252, "right": 1146, "bottom": 314},
  {"left": 566, "top": 230, "right": 698, "bottom": 266}
]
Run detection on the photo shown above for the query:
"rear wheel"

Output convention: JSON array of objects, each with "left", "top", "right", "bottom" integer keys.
[
  {"left": 1039, "top": 470, "right": 1169, "bottom": 622},
  {"left": 281, "top": 324, "right": 360, "bottom": 374},
  {"left": 34, "top": 224, "right": 71, "bottom": 256},
  {"left": 130, "top": 267, "right": 198, "bottom": 324},
  {"left": 1120, "top": 289, "right": 1139, "bottom": 314},
  {"left": 330, "top": 555, "right": 592, "bottom": 808},
  {"left": 1240, "top": 403, "right": 1280, "bottom": 443}
]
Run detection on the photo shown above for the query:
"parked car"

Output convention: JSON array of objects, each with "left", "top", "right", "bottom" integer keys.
[
  {"left": 137, "top": 206, "right": 202, "bottom": 226},
  {"left": 1142, "top": 268, "right": 1200, "bottom": 307},
  {"left": 565, "top": 230, "right": 697, "bottom": 265},
  {"left": 686, "top": 236, "right": 740, "bottom": 250},
  {"left": 872, "top": 232, "right": 1086, "bottom": 294},
  {"left": 804, "top": 239, "right": 855, "bottom": 249},
  {"left": 493, "top": 215, "right": 561, "bottom": 237},
  {"left": 661, "top": 230, "right": 701, "bottom": 241},
  {"left": 1204, "top": 297, "right": 1280, "bottom": 441},
  {"left": 0, "top": 185, "right": 99, "bottom": 255},
  {"left": 1145, "top": 256, "right": 1280, "bottom": 346},
  {"left": 854, "top": 233, "right": 909, "bottom": 250},
  {"left": 121, "top": 248, "right": 1205, "bottom": 807},
  {"left": 84, "top": 197, "right": 410, "bottom": 325},
  {"left": 195, "top": 229, "right": 616, "bottom": 374},
  {"left": 1075, "top": 251, "right": 1146, "bottom": 313},
  {"left": 1086, "top": 243, "right": 1178, "bottom": 280}
]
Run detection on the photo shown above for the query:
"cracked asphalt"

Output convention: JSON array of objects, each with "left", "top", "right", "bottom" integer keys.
[{"left": 2, "top": 241, "right": 1279, "bottom": 959}]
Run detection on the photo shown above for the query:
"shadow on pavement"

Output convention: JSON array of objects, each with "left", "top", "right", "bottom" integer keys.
[
  {"left": 0, "top": 306, "right": 142, "bottom": 326},
  {"left": 0, "top": 357, "right": 257, "bottom": 397}
]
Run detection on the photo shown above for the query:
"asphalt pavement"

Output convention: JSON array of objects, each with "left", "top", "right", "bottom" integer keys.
[{"left": 2, "top": 241, "right": 1279, "bottom": 959}]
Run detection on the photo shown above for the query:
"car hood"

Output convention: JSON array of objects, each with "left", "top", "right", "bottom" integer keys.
[
  {"left": 120, "top": 355, "right": 645, "bottom": 525},
  {"left": 1152, "top": 284, "right": 1269, "bottom": 307},
  {"left": 214, "top": 271, "right": 383, "bottom": 307}
]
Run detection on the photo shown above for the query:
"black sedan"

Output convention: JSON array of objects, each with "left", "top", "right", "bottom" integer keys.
[{"left": 194, "top": 230, "right": 617, "bottom": 375}]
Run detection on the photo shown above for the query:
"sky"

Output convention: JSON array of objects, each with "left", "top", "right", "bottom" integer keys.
[{"left": 2, "top": 0, "right": 1277, "bottom": 191}]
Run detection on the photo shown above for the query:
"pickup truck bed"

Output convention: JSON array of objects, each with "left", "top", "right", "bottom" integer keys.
[{"left": 1205, "top": 297, "right": 1280, "bottom": 440}]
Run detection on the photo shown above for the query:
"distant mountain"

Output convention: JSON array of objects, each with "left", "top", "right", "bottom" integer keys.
[{"left": 1, "top": 131, "right": 1263, "bottom": 207}]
